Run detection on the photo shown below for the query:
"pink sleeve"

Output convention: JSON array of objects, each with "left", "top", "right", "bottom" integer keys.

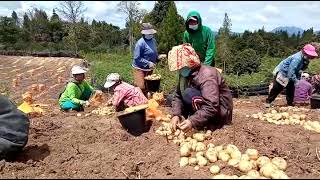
[{"left": 112, "top": 89, "right": 123, "bottom": 107}]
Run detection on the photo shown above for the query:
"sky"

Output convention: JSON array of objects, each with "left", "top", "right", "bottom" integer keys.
[{"left": 0, "top": 1, "right": 319, "bottom": 33}]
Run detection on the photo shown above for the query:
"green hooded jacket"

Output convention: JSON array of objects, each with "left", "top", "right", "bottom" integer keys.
[{"left": 183, "top": 11, "right": 216, "bottom": 66}]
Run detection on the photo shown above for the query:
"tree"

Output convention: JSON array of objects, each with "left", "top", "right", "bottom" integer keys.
[
  {"left": 49, "top": 9, "right": 64, "bottom": 43},
  {"left": 246, "top": 33, "right": 268, "bottom": 57},
  {"left": 57, "top": 1, "right": 86, "bottom": 23},
  {"left": 11, "top": 11, "right": 19, "bottom": 26},
  {"left": 0, "top": 17, "right": 20, "bottom": 48},
  {"left": 157, "top": 1, "right": 184, "bottom": 54},
  {"left": 144, "top": 1, "right": 173, "bottom": 28},
  {"left": 29, "top": 8, "right": 51, "bottom": 42},
  {"left": 117, "top": 1, "right": 144, "bottom": 54},
  {"left": 216, "top": 13, "right": 233, "bottom": 72},
  {"left": 231, "top": 48, "right": 261, "bottom": 75}
]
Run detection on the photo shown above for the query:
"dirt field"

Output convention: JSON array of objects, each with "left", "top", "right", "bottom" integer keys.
[{"left": 0, "top": 56, "right": 320, "bottom": 179}]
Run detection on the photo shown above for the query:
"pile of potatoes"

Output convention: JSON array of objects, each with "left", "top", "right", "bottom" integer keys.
[
  {"left": 91, "top": 106, "right": 115, "bottom": 116},
  {"left": 144, "top": 74, "right": 161, "bottom": 80},
  {"left": 251, "top": 109, "right": 320, "bottom": 133},
  {"left": 155, "top": 123, "right": 289, "bottom": 179},
  {"left": 279, "top": 106, "right": 310, "bottom": 112}
]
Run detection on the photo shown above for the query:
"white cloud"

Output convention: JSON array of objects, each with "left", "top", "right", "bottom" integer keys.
[
  {"left": 209, "top": 6, "right": 221, "bottom": 14},
  {"left": 255, "top": 14, "right": 268, "bottom": 23}
]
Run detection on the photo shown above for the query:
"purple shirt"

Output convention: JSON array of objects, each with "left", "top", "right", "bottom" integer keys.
[{"left": 294, "top": 79, "right": 312, "bottom": 103}]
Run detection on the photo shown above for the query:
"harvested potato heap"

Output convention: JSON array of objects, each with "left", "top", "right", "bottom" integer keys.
[
  {"left": 89, "top": 92, "right": 105, "bottom": 107},
  {"left": 17, "top": 91, "right": 44, "bottom": 117},
  {"left": 144, "top": 74, "right": 161, "bottom": 80},
  {"left": 155, "top": 123, "right": 290, "bottom": 179},
  {"left": 251, "top": 109, "right": 320, "bottom": 133},
  {"left": 91, "top": 106, "right": 115, "bottom": 116}
]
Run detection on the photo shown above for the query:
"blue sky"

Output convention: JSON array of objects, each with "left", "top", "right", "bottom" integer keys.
[{"left": 0, "top": 1, "right": 319, "bottom": 32}]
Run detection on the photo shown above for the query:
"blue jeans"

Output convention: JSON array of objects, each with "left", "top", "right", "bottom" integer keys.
[{"left": 181, "top": 88, "right": 204, "bottom": 117}]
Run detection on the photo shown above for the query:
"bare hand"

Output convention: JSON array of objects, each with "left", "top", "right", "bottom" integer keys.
[
  {"left": 178, "top": 119, "right": 193, "bottom": 133},
  {"left": 171, "top": 116, "right": 181, "bottom": 131}
]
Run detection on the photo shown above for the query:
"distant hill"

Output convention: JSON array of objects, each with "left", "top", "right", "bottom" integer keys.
[{"left": 271, "top": 26, "right": 304, "bottom": 36}]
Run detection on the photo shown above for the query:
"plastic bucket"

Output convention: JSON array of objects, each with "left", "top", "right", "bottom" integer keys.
[
  {"left": 145, "top": 79, "right": 161, "bottom": 92},
  {"left": 117, "top": 108, "right": 146, "bottom": 136}
]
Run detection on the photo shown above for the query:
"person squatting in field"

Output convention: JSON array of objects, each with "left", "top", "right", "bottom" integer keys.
[
  {"left": 167, "top": 44, "right": 233, "bottom": 133},
  {"left": 183, "top": 11, "right": 216, "bottom": 67},
  {"left": 104, "top": 73, "right": 148, "bottom": 112},
  {"left": 293, "top": 73, "right": 312, "bottom": 105},
  {"left": 265, "top": 44, "right": 318, "bottom": 107},
  {"left": 58, "top": 65, "right": 102, "bottom": 111}
]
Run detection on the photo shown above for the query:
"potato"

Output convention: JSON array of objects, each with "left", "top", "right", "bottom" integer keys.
[
  {"left": 189, "top": 157, "right": 198, "bottom": 166},
  {"left": 273, "top": 114, "right": 282, "bottom": 121},
  {"left": 225, "top": 144, "right": 239, "bottom": 154},
  {"left": 259, "top": 163, "right": 277, "bottom": 178},
  {"left": 190, "top": 139, "right": 198, "bottom": 145},
  {"left": 210, "top": 165, "right": 220, "bottom": 174},
  {"left": 206, "top": 149, "right": 218, "bottom": 163},
  {"left": 246, "top": 149, "right": 259, "bottom": 160},
  {"left": 241, "top": 154, "right": 250, "bottom": 161},
  {"left": 257, "top": 156, "right": 271, "bottom": 168},
  {"left": 252, "top": 114, "right": 259, "bottom": 119},
  {"left": 195, "top": 142, "right": 206, "bottom": 152},
  {"left": 300, "top": 114, "right": 306, "bottom": 121},
  {"left": 179, "top": 157, "right": 189, "bottom": 167},
  {"left": 186, "top": 137, "right": 192, "bottom": 142},
  {"left": 228, "top": 158, "right": 240, "bottom": 167},
  {"left": 250, "top": 160, "right": 258, "bottom": 170},
  {"left": 194, "top": 166, "right": 200, "bottom": 171},
  {"left": 247, "top": 170, "right": 260, "bottom": 178},
  {"left": 207, "top": 143, "right": 215, "bottom": 148},
  {"left": 238, "top": 160, "right": 253, "bottom": 173},
  {"left": 197, "top": 156, "right": 208, "bottom": 166},
  {"left": 218, "top": 151, "right": 231, "bottom": 162},
  {"left": 173, "top": 139, "right": 181, "bottom": 145},
  {"left": 214, "top": 145, "right": 224, "bottom": 153},
  {"left": 196, "top": 151, "right": 205, "bottom": 157},
  {"left": 205, "top": 130, "right": 212, "bottom": 139},
  {"left": 212, "top": 174, "right": 227, "bottom": 179},
  {"left": 193, "top": 133, "right": 205, "bottom": 142},
  {"left": 272, "top": 157, "right": 287, "bottom": 171},
  {"left": 230, "top": 150, "right": 242, "bottom": 160},
  {"left": 180, "top": 145, "right": 191, "bottom": 157},
  {"left": 270, "top": 170, "right": 289, "bottom": 179},
  {"left": 292, "top": 114, "right": 300, "bottom": 120},
  {"left": 271, "top": 110, "right": 277, "bottom": 114},
  {"left": 281, "top": 112, "right": 289, "bottom": 119}
]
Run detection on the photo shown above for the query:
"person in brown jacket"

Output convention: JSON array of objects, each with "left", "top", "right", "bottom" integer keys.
[{"left": 168, "top": 44, "right": 233, "bottom": 132}]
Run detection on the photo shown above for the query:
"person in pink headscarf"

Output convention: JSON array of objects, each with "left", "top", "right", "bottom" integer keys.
[{"left": 266, "top": 44, "right": 318, "bottom": 107}]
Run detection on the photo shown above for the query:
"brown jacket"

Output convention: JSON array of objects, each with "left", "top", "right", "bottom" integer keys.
[{"left": 171, "top": 65, "right": 233, "bottom": 129}]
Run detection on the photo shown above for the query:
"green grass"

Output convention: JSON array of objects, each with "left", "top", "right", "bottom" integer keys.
[{"left": 84, "top": 52, "right": 320, "bottom": 93}]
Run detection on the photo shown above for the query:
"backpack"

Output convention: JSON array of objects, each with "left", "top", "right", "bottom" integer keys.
[
  {"left": 167, "top": 43, "right": 200, "bottom": 71},
  {"left": 0, "top": 95, "right": 30, "bottom": 160},
  {"left": 58, "top": 82, "right": 81, "bottom": 99}
]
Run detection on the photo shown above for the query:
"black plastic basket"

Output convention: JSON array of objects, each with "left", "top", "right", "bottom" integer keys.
[
  {"left": 117, "top": 108, "right": 146, "bottom": 136},
  {"left": 310, "top": 97, "right": 320, "bottom": 109},
  {"left": 145, "top": 79, "right": 161, "bottom": 92}
]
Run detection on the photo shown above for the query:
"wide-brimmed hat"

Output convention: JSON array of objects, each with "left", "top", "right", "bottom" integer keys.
[
  {"left": 104, "top": 73, "right": 120, "bottom": 88},
  {"left": 71, "top": 65, "right": 87, "bottom": 75},
  {"left": 303, "top": 44, "right": 318, "bottom": 57},
  {"left": 141, "top": 23, "right": 157, "bottom": 35}
]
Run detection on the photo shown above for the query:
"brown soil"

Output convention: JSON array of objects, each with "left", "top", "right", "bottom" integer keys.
[{"left": 1, "top": 56, "right": 320, "bottom": 179}]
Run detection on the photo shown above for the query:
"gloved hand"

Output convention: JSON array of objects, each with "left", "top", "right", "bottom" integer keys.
[
  {"left": 149, "top": 62, "right": 156, "bottom": 69},
  {"left": 178, "top": 119, "right": 193, "bottom": 133},
  {"left": 83, "top": 101, "right": 90, "bottom": 107}
]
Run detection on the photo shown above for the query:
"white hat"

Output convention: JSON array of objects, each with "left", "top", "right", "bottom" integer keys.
[
  {"left": 302, "top": 72, "right": 310, "bottom": 79},
  {"left": 71, "top": 65, "right": 87, "bottom": 75},
  {"left": 141, "top": 23, "right": 157, "bottom": 35},
  {"left": 189, "top": 16, "right": 198, "bottom": 21},
  {"left": 104, "top": 73, "right": 120, "bottom": 88}
]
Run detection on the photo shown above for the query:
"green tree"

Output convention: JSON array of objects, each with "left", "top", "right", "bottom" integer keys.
[
  {"left": 143, "top": 1, "right": 172, "bottom": 28},
  {"left": 216, "top": 13, "right": 233, "bottom": 72},
  {"left": 157, "top": 1, "right": 184, "bottom": 54},
  {"left": 11, "top": 11, "right": 19, "bottom": 26},
  {"left": 49, "top": 9, "right": 64, "bottom": 43},
  {"left": 231, "top": 48, "right": 261, "bottom": 75},
  {"left": 246, "top": 33, "right": 268, "bottom": 57},
  {"left": 0, "top": 17, "right": 20, "bottom": 49}
]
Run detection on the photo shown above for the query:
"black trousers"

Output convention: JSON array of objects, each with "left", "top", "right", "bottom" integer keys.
[{"left": 266, "top": 78, "right": 295, "bottom": 106}]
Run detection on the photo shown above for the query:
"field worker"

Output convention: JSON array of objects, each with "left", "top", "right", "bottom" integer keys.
[
  {"left": 294, "top": 73, "right": 312, "bottom": 105},
  {"left": 132, "top": 22, "right": 158, "bottom": 95},
  {"left": 104, "top": 73, "right": 148, "bottom": 112},
  {"left": 266, "top": 44, "right": 318, "bottom": 107},
  {"left": 59, "top": 65, "right": 102, "bottom": 111},
  {"left": 311, "top": 74, "right": 320, "bottom": 94},
  {"left": 183, "top": 11, "right": 216, "bottom": 66},
  {"left": 0, "top": 95, "right": 29, "bottom": 160},
  {"left": 168, "top": 44, "right": 233, "bottom": 132}
]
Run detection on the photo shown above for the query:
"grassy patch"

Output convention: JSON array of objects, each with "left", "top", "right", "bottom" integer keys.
[{"left": 84, "top": 52, "right": 320, "bottom": 94}]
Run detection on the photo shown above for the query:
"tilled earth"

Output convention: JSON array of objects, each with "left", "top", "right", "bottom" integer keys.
[{"left": 0, "top": 56, "right": 320, "bottom": 179}]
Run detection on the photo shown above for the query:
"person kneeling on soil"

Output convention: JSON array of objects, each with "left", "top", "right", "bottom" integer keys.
[
  {"left": 168, "top": 44, "right": 233, "bottom": 133},
  {"left": 294, "top": 73, "right": 312, "bottom": 105},
  {"left": 0, "top": 95, "right": 30, "bottom": 160},
  {"left": 265, "top": 44, "right": 318, "bottom": 107},
  {"left": 59, "top": 65, "right": 102, "bottom": 111},
  {"left": 104, "top": 73, "right": 148, "bottom": 112}
]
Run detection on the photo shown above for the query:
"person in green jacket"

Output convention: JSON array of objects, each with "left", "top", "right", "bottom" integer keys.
[
  {"left": 183, "top": 11, "right": 216, "bottom": 66},
  {"left": 59, "top": 65, "right": 101, "bottom": 111}
]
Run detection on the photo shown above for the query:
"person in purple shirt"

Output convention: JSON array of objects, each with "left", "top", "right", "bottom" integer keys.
[{"left": 294, "top": 73, "right": 312, "bottom": 105}]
